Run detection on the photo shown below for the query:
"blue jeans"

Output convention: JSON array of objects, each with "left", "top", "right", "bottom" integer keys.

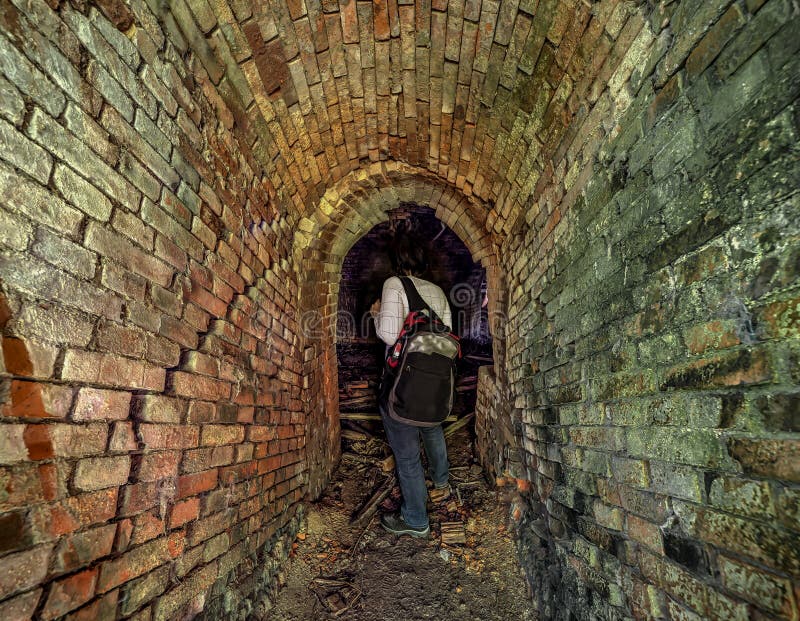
[{"left": 380, "top": 404, "right": 449, "bottom": 529}]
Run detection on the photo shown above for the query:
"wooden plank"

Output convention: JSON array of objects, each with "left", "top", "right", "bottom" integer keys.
[
  {"left": 350, "top": 474, "right": 396, "bottom": 524},
  {"left": 440, "top": 521, "right": 467, "bottom": 544},
  {"left": 341, "top": 429, "right": 369, "bottom": 441},
  {"left": 443, "top": 412, "right": 475, "bottom": 437},
  {"left": 340, "top": 412, "right": 458, "bottom": 422}
]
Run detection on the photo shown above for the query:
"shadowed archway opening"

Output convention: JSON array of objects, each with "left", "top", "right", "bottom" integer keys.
[{"left": 336, "top": 204, "right": 493, "bottom": 434}]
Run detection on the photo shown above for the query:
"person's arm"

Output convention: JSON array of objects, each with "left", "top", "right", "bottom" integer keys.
[
  {"left": 374, "top": 277, "right": 405, "bottom": 345},
  {"left": 441, "top": 294, "right": 452, "bottom": 330}
]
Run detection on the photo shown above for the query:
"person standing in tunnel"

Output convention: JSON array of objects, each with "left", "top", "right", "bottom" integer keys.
[{"left": 370, "top": 234, "right": 453, "bottom": 538}]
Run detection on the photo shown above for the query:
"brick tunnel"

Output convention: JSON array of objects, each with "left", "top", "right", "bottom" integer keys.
[{"left": 0, "top": 0, "right": 798, "bottom": 619}]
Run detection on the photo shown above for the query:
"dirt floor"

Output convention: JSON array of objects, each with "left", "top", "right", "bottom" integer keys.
[{"left": 267, "top": 423, "right": 537, "bottom": 620}]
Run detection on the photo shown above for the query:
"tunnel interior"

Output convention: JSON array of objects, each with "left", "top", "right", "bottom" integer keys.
[
  {"left": 336, "top": 203, "right": 492, "bottom": 421},
  {"left": 0, "top": 0, "right": 798, "bottom": 620}
]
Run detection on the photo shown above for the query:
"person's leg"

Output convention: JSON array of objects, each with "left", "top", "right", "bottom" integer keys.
[
  {"left": 420, "top": 424, "right": 449, "bottom": 488},
  {"left": 380, "top": 407, "right": 429, "bottom": 529}
]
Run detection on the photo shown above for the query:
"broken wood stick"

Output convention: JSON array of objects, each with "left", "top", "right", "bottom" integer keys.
[
  {"left": 341, "top": 452, "right": 379, "bottom": 466},
  {"left": 342, "top": 420, "right": 376, "bottom": 438},
  {"left": 441, "top": 521, "right": 467, "bottom": 544},
  {"left": 380, "top": 454, "right": 395, "bottom": 473},
  {"left": 341, "top": 412, "right": 457, "bottom": 422},
  {"left": 339, "top": 413, "right": 382, "bottom": 421},
  {"left": 341, "top": 429, "right": 369, "bottom": 441},
  {"left": 443, "top": 412, "right": 475, "bottom": 437},
  {"left": 349, "top": 474, "right": 396, "bottom": 524}
]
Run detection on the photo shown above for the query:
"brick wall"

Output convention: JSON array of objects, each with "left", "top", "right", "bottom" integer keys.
[
  {"left": 0, "top": 1, "right": 307, "bottom": 618},
  {"left": 489, "top": 0, "right": 800, "bottom": 618},
  {"left": 0, "top": 0, "right": 797, "bottom": 619}
]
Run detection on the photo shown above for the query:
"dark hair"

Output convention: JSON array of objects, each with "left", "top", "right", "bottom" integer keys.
[{"left": 391, "top": 234, "right": 428, "bottom": 276}]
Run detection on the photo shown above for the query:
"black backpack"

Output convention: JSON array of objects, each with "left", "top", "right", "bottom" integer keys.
[{"left": 380, "top": 277, "right": 460, "bottom": 426}]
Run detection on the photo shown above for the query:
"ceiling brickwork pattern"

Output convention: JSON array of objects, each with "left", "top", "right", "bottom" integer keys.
[{"left": 167, "top": 0, "right": 653, "bottom": 237}]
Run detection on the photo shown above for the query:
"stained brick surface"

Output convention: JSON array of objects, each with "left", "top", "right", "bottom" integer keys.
[{"left": 0, "top": 0, "right": 797, "bottom": 619}]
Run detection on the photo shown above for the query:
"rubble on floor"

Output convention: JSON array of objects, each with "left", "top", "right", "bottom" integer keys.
[{"left": 266, "top": 421, "right": 537, "bottom": 620}]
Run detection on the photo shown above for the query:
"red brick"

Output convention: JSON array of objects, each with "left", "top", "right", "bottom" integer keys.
[
  {"left": 109, "top": 421, "right": 138, "bottom": 452},
  {"left": 171, "top": 371, "right": 231, "bottom": 400},
  {"left": 0, "top": 544, "right": 52, "bottom": 599},
  {"left": 32, "top": 489, "right": 118, "bottom": 540},
  {"left": 54, "top": 524, "right": 117, "bottom": 573},
  {"left": 184, "top": 351, "right": 219, "bottom": 376},
  {"left": 62, "top": 350, "right": 165, "bottom": 391},
  {"left": 74, "top": 456, "right": 131, "bottom": 491},
  {"left": 184, "top": 282, "right": 228, "bottom": 317},
  {"left": 138, "top": 423, "right": 199, "bottom": 450},
  {"left": 132, "top": 510, "right": 166, "bottom": 545},
  {"left": 186, "top": 400, "right": 215, "bottom": 423},
  {"left": 38, "top": 462, "right": 67, "bottom": 502},
  {"left": 97, "top": 537, "right": 172, "bottom": 592},
  {"left": 683, "top": 320, "right": 741, "bottom": 355},
  {"left": 169, "top": 497, "right": 200, "bottom": 529},
  {"left": 138, "top": 451, "right": 180, "bottom": 482},
  {"left": 0, "top": 589, "right": 42, "bottom": 620},
  {"left": 182, "top": 446, "right": 234, "bottom": 473},
  {"left": 23, "top": 424, "right": 54, "bottom": 460},
  {"left": 115, "top": 519, "right": 133, "bottom": 554},
  {"left": 200, "top": 424, "right": 245, "bottom": 446},
  {"left": 47, "top": 423, "right": 108, "bottom": 458},
  {"left": 95, "top": 321, "right": 146, "bottom": 358},
  {"left": 134, "top": 395, "right": 184, "bottom": 423},
  {"left": 626, "top": 514, "right": 664, "bottom": 553},
  {"left": 729, "top": 438, "right": 800, "bottom": 483},
  {"left": 63, "top": 590, "right": 118, "bottom": 621},
  {"left": 119, "top": 481, "right": 160, "bottom": 517},
  {"left": 41, "top": 568, "right": 98, "bottom": 620},
  {"left": 248, "top": 425, "right": 277, "bottom": 442},
  {"left": 177, "top": 469, "right": 218, "bottom": 499},
  {"left": 72, "top": 388, "right": 132, "bottom": 421},
  {"left": 94, "top": 0, "right": 135, "bottom": 30},
  {"left": 220, "top": 460, "right": 259, "bottom": 485},
  {"left": 3, "top": 381, "right": 73, "bottom": 419},
  {"left": 2, "top": 336, "right": 33, "bottom": 375}
]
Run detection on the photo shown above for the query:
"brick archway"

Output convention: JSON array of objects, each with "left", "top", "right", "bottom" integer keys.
[{"left": 293, "top": 162, "right": 508, "bottom": 498}]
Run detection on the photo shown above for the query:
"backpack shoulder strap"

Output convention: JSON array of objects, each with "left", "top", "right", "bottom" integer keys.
[{"left": 399, "top": 276, "right": 443, "bottom": 323}]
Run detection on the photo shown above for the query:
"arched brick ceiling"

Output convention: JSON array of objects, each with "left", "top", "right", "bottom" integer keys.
[{"left": 169, "top": 0, "right": 654, "bottom": 236}]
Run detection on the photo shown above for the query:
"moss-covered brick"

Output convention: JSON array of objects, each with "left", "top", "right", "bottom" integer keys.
[
  {"left": 627, "top": 427, "right": 735, "bottom": 470},
  {"left": 0, "top": 0, "right": 796, "bottom": 617},
  {"left": 708, "top": 475, "right": 776, "bottom": 519},
  {"left": 727, "top": 437, "right": 800, "bottom": 483},
  {"left": 649, "top": 461, "right": 704, "bottom": 502},
  {"left": 660, "top": 347, "right": 773, "bottom": 390}
]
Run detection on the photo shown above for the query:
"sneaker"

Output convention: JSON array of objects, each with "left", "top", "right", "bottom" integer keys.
[
  {"left": 380, "top": 512, "right": 430, "bottom": 538},
  {"left": 429, "top": 484, "right": 451, "bottom": 503}
]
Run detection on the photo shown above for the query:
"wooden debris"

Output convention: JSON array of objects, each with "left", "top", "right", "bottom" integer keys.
[
  {"left": 380, "top": 454, "right": 395, "bottom": 473},
  {"left": 341, "top": 429, "right": 369, "bottom": 441},
  {"left": 440, "top": 521, "right": 467, "bottom": 544},
  {"left": 341, "top": 452, "right": 379, "bottom": 466},
  {"left": 342, "top": 420, "right": 375, "bottom": 438},
  {"left": 341, "top": 412, "right": 457, "bottom": 422},
  {"left": 310, "top": 577, "right": 362, "bottom": 616},
  {"left": 350, "top": 474, "right": 396, "bottom": 524},
  {"left": 339, "top": 395, "right": 375, "bottom": 408},
  {"left": 429, "top": 486, "right": 451, "bottom": 503},
  {"left": 443, "top": 412, "right": 475, "bottom": 437},
  {"left": 340, "top": 413, "right": 383, "bottom": 421}
]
